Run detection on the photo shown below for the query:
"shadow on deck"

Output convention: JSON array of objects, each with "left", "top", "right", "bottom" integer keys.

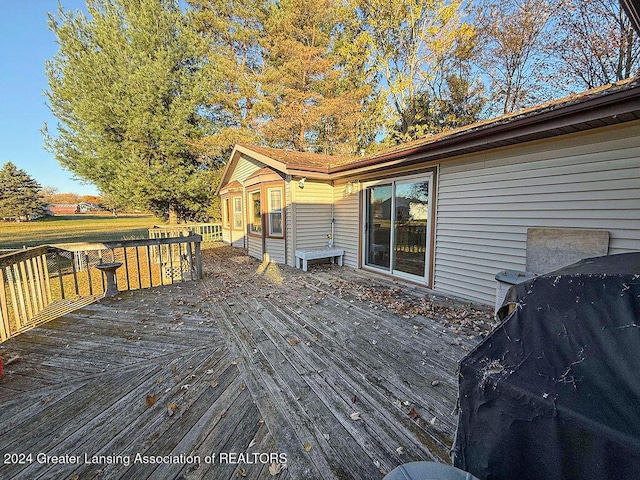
[{"left": 0, "top": 245, "right": 487, "bottom": 480}]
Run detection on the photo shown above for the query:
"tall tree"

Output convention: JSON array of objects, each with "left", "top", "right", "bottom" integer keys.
[
  {"left": 260, "top": 0, "right": 377, "bottom": 154},
  {"left": 551, "top": 0, "right": 640, "bottom": 90},
  {"left": 0, "top": 162, "right": 46, "bottom": 221},
  {"left": 476, "top": 0, "right": 558, "bottom": 115},
  {"left": 44, "top": 0, "right": 210, "bottom": 223},
  {"left": 187, "top": 0, "right": 265, "bottom": 162},
  {"left": 356, "top": 0, "right": 476, "bottom": 142}
]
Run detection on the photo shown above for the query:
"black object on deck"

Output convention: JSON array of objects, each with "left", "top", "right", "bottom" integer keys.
[{"left": 453, "top": 252, "right": 640, "bottom": 480}]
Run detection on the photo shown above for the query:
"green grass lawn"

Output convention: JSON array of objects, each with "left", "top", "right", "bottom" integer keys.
[{"left": 0, "top": 214, "right": 162, "bottom": 249}]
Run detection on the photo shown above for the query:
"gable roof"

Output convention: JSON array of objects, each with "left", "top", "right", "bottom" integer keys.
[{"left": 217, "top": 77, "right": 640, "bottom": 190}]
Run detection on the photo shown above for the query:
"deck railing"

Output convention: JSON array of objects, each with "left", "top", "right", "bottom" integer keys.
[
  {"left": 0, "top": 235, "right": 202, "bottom": 342},
  {"left": 149, "top": 223, "right": 222, "bottom": 243}
]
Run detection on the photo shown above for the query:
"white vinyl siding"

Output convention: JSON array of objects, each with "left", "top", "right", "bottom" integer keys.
[
  {"left": 229, "top": 155, "right": 261, "bottom": 184},
  {"left": 265, "top": 238, "right": 286, "bottom": 264},
  {"left": 333, "top": 181, "right": 360, "bottom": 268},
  {"left": 435, "top": 122, "right": 640, "bottom": 305},
  {"left": 292, "top": 181, "right": 334, "bottom": 252},
  {"left": 286, "top": 179, "right": 295, "bottom": 266},
  {"left": 247, "top": 235, "right": 262, "bottom": 260}
]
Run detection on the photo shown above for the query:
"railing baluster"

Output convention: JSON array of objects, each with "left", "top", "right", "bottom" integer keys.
[
  {"left": 85, "top": 252, "right": 93, "bottom": 296},
  {"left": 70, "top": 252, "right": 80, "bottom": 297},
  {"left": 55, "top": 250, "right": 65, "bottom": 300},
  {"left": 40, "top": 253, "right": 51, "bottom": 306},
  {"left": 135, "top": 246, "right": 142, "bottom": 289},
  {"left": 19, "top": 261, "right": 34, "bottom": 321},
  {"left": 195, "top": 241, "right": 203, "bottom": 279},
  {"left": 25, "top": 257, "right": 41, "bottom": 315},
  {"left": 158, "top": 242, "right": 165, "bottom": 285},
  {"left": 146, "top": 245, "right": 153, "bottom": 288},
  {"left": 0, "top": 268, "right": 10, "bottom": 340},
  {"left": 185, "top": 241, "right": 194, "bottom": 281},
  {"left": 29, "top": 257, "right": 44, "bottom": 313},
  {"left": 123, "top": 246, "right": 131, "bottom": 291},
  {"left": 168, "top": 243, "right": 175, "bottom": 284}
]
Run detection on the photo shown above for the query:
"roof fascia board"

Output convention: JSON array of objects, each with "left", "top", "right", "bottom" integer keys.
[
  {"left": 214, "top": 146, "right": 242, "bottom": 195},
  {"left": 235, "top": 145, "right": 289, "bottom": 173}
]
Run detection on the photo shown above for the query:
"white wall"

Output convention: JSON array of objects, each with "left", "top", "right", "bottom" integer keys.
[
  {"left": 287, "top": 180, "right": 334, "bottom": 266},
  {"left": 333, "top": 181, "right": 360, "bottom": 268},
  {"left": 435, "top": 122, "right": 640, "bottom": 305}
]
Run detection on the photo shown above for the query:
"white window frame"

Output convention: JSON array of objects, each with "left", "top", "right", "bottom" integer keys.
[
  {"left": 232, "top": 196, "right": 243, "bottom": 230},
  {"left": 249, "top": 190, "right": 262, "bottom": 234},
  {"left": 267, "top": 187, "right": 284, "bottom": 237}
]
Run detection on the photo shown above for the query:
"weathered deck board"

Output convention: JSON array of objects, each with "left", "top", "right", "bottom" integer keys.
[{"left": 0, "top": 245, "right": 482, "bottom": 479}]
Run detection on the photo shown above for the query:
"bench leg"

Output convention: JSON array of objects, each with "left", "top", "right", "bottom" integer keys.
[
  {"left": 295, "top": 256, "right": 300, "bottom": 269},
  {"left": 337, "top": 255, "right": 343, "bottom": 266},
  {"left": 303, "top": 259, "right": 308, "bottom": 272}
]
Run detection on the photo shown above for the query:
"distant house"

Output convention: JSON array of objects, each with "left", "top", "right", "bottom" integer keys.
[
  {"left": 216, "top": 79, "right": 640, "bottom": 305},
  {"left": 47, "top": 203, "right": 97, "bottom": 215}
]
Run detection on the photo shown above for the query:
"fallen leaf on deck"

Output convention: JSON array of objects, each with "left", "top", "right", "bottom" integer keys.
[
  {"left": 289, "top": 338, "right": 300, "bottom": 346},
  {"left": 431, "top": 380, "right": 440, "bottom": 387},
  {"left": 351, "top": 394, "right": 358, "bottom": 403},
  {"left": 240, "top": 384, "right": 246, "bottom": 391},
  {"left": 408, "top": 407, "right": 419, "bottom": 420},
  {"left": 269, "top": 462, "right": 283, "bottom": 476},
  {"left": 211, "top": 381, "right": 219, "bottom": 388},
  {"left": 205, "top": 369, "right": 214, "bottom": 374},
  {"left": 181, "top": 384, "right": 190, "bottom": 391},
  {"left": 303, "top": 441, "right": 312, "bottom": 452},
  {"left": 396, "top": 446, "right": 405, "bottom": 455},
  {"left": 248, "top": 439, "right": 257, "bottom": 448},
  {"left": 69, "top": 475, "right": 79, "bottom": 480},
  {"left": 237, "top": 467, "right": 247, "bottom": 477},
  {"left": 350, "top": 412, "right": 361, "bottom": 420},
  {"left": 430, "top": 417, "right": 437, "bottom": 425},
  {"left": 167, "top": 403, "right": 178, "bottom": 416},
  {"left": 231, "top": 361, "right": 238, "bottom": 366},
  {"left": 146, "top": 394, "right": 158, "bottom": 408},
  {"left": 40, "top": 395, "right": 54, "bottom": 405},
  {"left": 323, "top": 433, "right": 330, "bottom": 441},
  {"left": 171, "top": 365, "right": 178, "bottom": 375}
]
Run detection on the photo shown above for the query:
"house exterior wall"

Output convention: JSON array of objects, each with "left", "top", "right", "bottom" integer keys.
[
  {"left": 435, "top": 121, "right": 640, "bottom": 305},
  {"left": 229, "top": 155, "right": 262, "bottom": 183},
  {"left": 265, "top": 237, "right": 286, "bottom": 264},
  {"left": 288, "top": 180, "right": 334, "bottom": 266},
  {"left": 285, "top": 179, "right": 295, "bottom": 266},
  {"left": 247, "top": 234, "right": 262, "bottom": 260},
  {"left": 333, "top": 181, "right": 360, "bottom": 269}
]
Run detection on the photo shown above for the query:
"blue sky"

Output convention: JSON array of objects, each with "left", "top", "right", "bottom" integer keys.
[{"left": 0, "top": 1, "right": 98, "bottom": 195}]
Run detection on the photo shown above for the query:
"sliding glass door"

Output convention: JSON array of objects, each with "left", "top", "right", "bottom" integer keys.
[
  {"left": 366, "top": 184, "right": 392, "bottom": 269},
  {"left": 364, "top": 175, "right": 433, "bottom": 283}
]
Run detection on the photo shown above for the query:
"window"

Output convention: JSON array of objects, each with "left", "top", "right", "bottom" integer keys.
[
  {"left": 223, "top": 198, "right": 230, "bottom": 227},
  {"left": 232, "top": 196, "right": 242, "bottom": 230},
  {"left": 249, "top": 191, "right": 262, "bottom": 233},
  {"left": 268, "top": 188, "right": 283, "bottom": 236}
]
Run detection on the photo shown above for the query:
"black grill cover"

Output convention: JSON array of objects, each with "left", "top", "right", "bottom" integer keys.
[{"left": 453, "top": 253, "right": 640, "bottom": 480}]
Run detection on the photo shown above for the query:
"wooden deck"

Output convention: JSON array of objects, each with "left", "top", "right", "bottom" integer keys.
[{"left": 0, "top": 246, "right": 486, "bottom": 480}]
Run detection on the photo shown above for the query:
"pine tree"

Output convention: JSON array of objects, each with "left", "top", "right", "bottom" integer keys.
[
  {"left": 187, "top": 0, "right": 265, "bottom": 162},
  {"left": 260, "top": 0, "right": 378, "bottom": 154},
  {"left": 44, "top": 0, "right": 210, "bottom": 223},
  {"left": 0, "top": 162, "right": 46, "bottom": 221}
]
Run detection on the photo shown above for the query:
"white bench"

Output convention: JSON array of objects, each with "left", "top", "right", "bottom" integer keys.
[{"left": 295, "top": 247, "right": 345, "bottom": 272}]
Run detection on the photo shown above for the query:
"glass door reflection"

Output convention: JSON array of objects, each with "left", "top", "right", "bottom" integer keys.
[
  {"left": 366, "top": 184, "right": 392, "bottom": 269},
  {"left": 392, "top": 180, "right": 429, "bottom": 278}
]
